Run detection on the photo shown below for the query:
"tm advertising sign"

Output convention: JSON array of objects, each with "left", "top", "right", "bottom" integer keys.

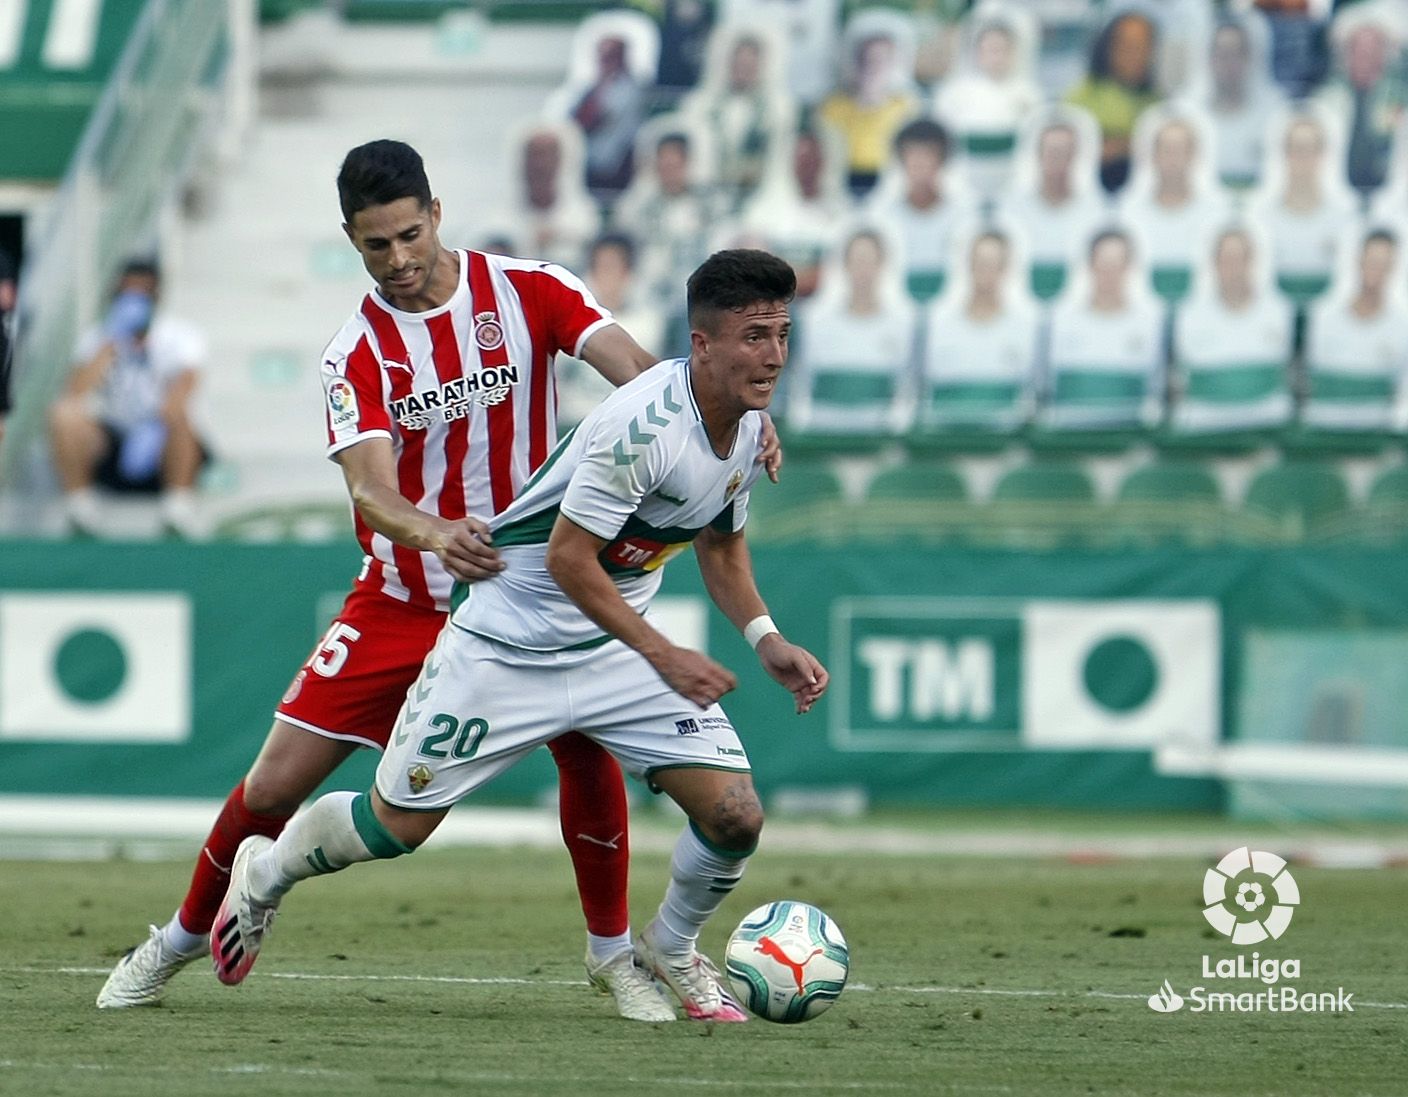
[{"left": 830, "top": 598, "right": 1220, "bottom": 752}]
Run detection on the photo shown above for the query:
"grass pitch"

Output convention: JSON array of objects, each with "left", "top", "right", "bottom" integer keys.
[{"left": 3, "top": 835, "right": 1406, "bottom": 1097}]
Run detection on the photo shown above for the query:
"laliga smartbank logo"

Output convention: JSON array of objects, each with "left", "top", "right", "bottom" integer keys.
[{"left": 1147, "top": 847, "right": 1354, "bottom": 1016}]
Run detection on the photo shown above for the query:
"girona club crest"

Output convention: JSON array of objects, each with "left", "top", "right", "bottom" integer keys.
[{"left": 474, "top": 311, "right": 505, "bottom": 351}]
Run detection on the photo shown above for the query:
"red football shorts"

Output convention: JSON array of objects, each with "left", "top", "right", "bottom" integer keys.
[{"left": 274, "top": 585, "right": 446, "bottom": 750}]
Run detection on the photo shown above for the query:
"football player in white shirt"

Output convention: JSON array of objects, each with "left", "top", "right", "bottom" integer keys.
[{"left": 211, "top": 250, "right": 827, "bottom": 1024}]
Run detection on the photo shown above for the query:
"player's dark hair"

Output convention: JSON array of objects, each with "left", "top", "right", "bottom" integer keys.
[
  {"left": 894, "top": 117, "right": 949, "bottom": 159},
  {"left": 687, "top": 249, "right": 796, "bottom": 332},
  {"left": 657, "top": 131, "right": 690, "bottom": 155},
  {"left": 338, "top": 139, "right": 433, "bottom": 222}
]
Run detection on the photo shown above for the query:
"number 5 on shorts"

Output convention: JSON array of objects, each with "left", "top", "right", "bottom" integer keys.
[
  {"left": 418, "top": 714, "right": 490, "bottom": 760},
  {"left": 309, "top": 621, "right": 362, "bottom": 678}
]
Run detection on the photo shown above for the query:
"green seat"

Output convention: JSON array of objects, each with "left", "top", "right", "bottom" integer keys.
[
  {"left": 1243, "top": 462, "right": 1350, "bottom": 537},
  {"left": 992, "top": 462, "right": 1095, "bottom": 503},
  {"left": 1368, "top": 465, "right": 1408, "bottom": 507},
  {"left": 866, "top": 463, "right": 967, "bottom": 502},
  {"left": 1117, "top": 462, "right": 1221, "bottom": 504},
  {"left": 764, "top": 462, "right": 843, "bottom": 507}
]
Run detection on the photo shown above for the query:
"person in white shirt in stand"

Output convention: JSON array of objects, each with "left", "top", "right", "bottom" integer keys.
[
  {"left": 50, "top": 258, "right": 210, "bottom": 539},
  {"left": 1171, "top": 224, "right": 1293, "bottom": 433}
]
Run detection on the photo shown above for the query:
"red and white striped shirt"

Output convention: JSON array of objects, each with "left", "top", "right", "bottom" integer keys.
[{"left": 320, "top": 249, "right": 614, "bottom": 610}]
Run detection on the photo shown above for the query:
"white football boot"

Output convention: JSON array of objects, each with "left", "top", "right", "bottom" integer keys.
[
  {"left": 96, "top": 925, "right": 208, "bottom": 1008},
  {"left": 634, "top": 919, "right": 748, "bottom": 1022},
  {"left": 210, "top": 835, "right": 279, "bottom": 985},
  {"left": 585, "top": 948, "right": 677, "bottom": 1022}
]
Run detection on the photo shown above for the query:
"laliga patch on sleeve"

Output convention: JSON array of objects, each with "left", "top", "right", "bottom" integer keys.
[{"left": 326, "top": 377, "right": 359, "bottom": 429}]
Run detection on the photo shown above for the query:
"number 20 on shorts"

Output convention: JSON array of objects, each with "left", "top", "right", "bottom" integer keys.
[{"left": 417, "top": 714, "right": 490, "bottom": 760}]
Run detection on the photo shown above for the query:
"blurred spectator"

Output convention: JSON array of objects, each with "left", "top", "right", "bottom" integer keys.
[
  {"left": 653, "top": 0, "right": 714, "bottom": 102},
  {"left": 1302, "top": 228, "right": 1408, "bottom": 431},
  {"left": 1191, "top": 12, "right": 1287, "bottom": 190},
  {"left": 547, "top": 12, "right": 658, "bottom": 205},
  {"left": 1065, "top": 11, "right": 1161, "bottom": 193},
  {"left": 999, "top": 105, "right": 1108, "bottom": 303},
  {"left": 0, "top": 249, "right": 13, "bottom": 444},
  {"left": 740, "top": 124, "right": 851, "bottom": 300},
  {"left": 1369, "top": 115, "right": 1408, "bottom": 237},
  {"left": 571, "top": 35, "right": 647, "bottom": 200},
  {"left": 679, "top": 24, "right": 795, "bottom": 212},
  {"left": 789, "top": 226, "right": 917, "bottom": 434},
  {"left": 1171, "top": 224, "right": 1293, "bottom": 432},
  {"left": 865, "top": 117, "right": 975, "bottom": 304},
  {"left": 933, "top": 3, "right": 1043, "bottom": 199},
  {"left": 1119, "top": 106, "right": 1233, "bottom": 306},
  {"left": 1316, "top": 1, "right": 1408, "bottom": 198},
  {"left": 613, "top": 120, "right": 719, "bottom": 308},
  {"left": 820, "top": 11, "right": 922, "bottom": 197},
  {"left": 1249, "top": 0, "right": 1331, "bottom": 100},
  {"left": 719, "top": 0, "right": 842, "bottom": 106},
  {"left": 1248, "top": 106, "right": 1358, "bottom": 312},
  {"left": 49, "top": 258, "right": 210, "bottom": 538},
  {"left": 1044, "top": 228, "right": 1164, "bottom": 429},
  {"left": 921, "top": 228, "right": 1039, "bottom": 433},
  {"left": 555, "top": 232, "right": 666, "bottom": 428},
  {"left": 503, "top": 121, "right": 600, "bottom": 268}
]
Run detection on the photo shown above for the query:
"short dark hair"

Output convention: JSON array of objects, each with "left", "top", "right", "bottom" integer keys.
[
  {"left": 590, "top": 230, "right": 637, "bottom": 269},
  {"left": 338, "top": 140, "right": 433, "bottom": 223},
  {"left": 120, "top": 257, "right": 160, "bottom": 283},
  {"left": 1364, "top": 228, "right": 1398, "bottom": 251},
  {"left": 657, "top": 131, "right": 690, "bottom": 155},
  {"left": 687, "top": 249, "right": 796, "bottom": 331},
  {"left": 894, "top": 117, "right": 950, "bottom": 159},
  {"left": 1088, "top": 227, "right": 1132, "bottom": 259}
]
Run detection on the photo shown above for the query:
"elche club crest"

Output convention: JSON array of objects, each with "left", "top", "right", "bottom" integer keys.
[{"left": 474, "top": 311, "right": 504, "bottom": 351}]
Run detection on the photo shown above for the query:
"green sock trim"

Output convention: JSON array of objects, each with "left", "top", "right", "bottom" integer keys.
[
  {"left": 351, "top": 791, "right": 413, "bottom": 859},
  {"left": 689, "top": 818, "right": 755, "bottom": 860}
]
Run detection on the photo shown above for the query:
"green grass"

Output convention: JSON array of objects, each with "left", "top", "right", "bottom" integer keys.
[{"left": 3, "top": 844, "right": 1406, "bottom": 1096}]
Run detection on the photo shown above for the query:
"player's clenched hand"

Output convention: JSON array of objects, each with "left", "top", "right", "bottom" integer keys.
[
  {"left": 649, "top": 644, "right": 738, "bottom": 709},
  {"left": 756, "top": 636, "right": 829, "bottom": 714},
  {"left": 429, "top": 516, "right": 504, "bottom": 582},
  {"left": 757, "top": 412, "right": 783, "bottom": 484}
]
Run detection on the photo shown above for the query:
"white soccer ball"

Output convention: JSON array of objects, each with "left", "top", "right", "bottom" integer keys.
[{"left": 724, "top": 900, "right": 849, "bottom": 1023}]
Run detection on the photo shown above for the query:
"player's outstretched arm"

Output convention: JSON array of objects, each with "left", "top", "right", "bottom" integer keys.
[
  {"left": 579, "top": 322, "right": 659, "bottom": 387},
  {"left": 545, "top": 514, "right": 737, "bottom": 708},
  {"left": 336, "top": 437, "right": 504, "bottom": 582},
  {"left": 694, "top": 526, "right": 828, "bottom": 714}
]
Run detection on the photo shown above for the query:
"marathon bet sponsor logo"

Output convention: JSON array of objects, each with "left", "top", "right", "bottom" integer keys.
[
  {"left": 0, "top": 593, "right": 191, "bottom": 742},
  {"left": 1147, "top": 847, "right": 1353, "bottom": 1016}
]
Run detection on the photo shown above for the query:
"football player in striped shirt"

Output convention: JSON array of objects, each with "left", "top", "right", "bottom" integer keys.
[
  {"left": 98, "top": 140, "right": 780, "bottom": 1021},
  {"left": 211, "top": 248, "right": 826, "bottom": 1023}
]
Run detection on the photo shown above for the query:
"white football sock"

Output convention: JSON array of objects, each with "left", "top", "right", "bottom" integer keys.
[
  {"left": 653, "top": 822, "right": 749, "bottom": 955},
  {"left": 587, "top": 930, "right": 633, "bottom": 964},
  {"left": 160, "top": 916, "right": 208, "bottom": 957},
  {"left": 249, "top": 790, "right": 407, "bottom": 902}
]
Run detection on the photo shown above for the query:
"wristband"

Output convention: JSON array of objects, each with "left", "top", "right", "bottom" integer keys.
[{"left": 744, "top": 614, "right": 779, "bottom": 649}]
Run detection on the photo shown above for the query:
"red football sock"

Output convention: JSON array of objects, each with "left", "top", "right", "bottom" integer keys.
[
  {"left": 175, "top": 780, "right": 293, "bottom": 935},
  {"left": 548, "top": 733, "right": 630, "bottom": 938}
]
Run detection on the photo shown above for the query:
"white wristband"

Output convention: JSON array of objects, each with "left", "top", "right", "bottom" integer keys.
[{"left": 744, "top": 614, "right": 779, "bottom": 649}]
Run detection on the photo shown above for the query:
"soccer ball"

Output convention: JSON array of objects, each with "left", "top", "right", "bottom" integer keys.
[{"left": 724, "top": 900, "right": 849, "bottom": 1023}]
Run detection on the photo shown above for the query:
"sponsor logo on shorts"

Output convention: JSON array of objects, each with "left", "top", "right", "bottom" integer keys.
[
  {"left": 407, "top": 764, "right": 434, "bottom": 794},
  {"left": 281, "top": 670, "right": 306, "bottom": 705},
  {"left": 716, "top": 745, "right": 746, "bottom": 758},
  {"left": 675, "top": 718, "right": 700, "bottom": 736}
]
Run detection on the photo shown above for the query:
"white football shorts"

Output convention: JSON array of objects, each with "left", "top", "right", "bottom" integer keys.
[{"left": 376, "top": 624, "right": 751, "bottom": 810}]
